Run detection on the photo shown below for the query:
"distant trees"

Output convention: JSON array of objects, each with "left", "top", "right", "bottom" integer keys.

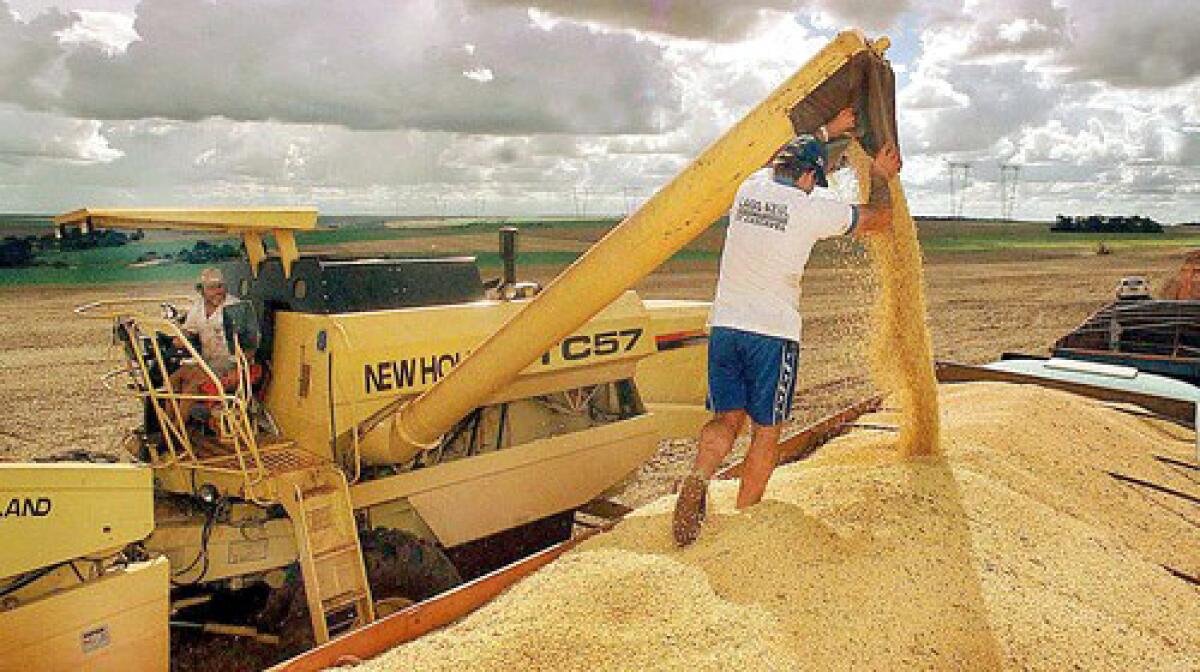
[
  {"left": 176, "top": 240, "right": 240, "bottom": 264},
  {"left": 0, "top": 227, "right": 134, "bottom": 267},
  {"left": 0, "top": 225, "right": 240, "bottom": 269},
  {"left": 1052, "top": 215, "right": 1162, "bottom": 233},
  {"left": 56, "top": 228, "right": 131, "bottom": 249},
  {"left": 0, "top": 237, "right": 34, "bottom": 267}
]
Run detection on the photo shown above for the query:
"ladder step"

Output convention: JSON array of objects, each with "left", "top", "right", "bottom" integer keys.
[
  {"left": 322, "top": 590, "right": 370, "bottom": 613},
  {"left": 301, "top": 485, "right": 337, "bottom": 499},
  {"left": 279, "top": 466, "right": 376, "bottom": 644},
  {"left": 312, "top": 542, "right": 359, "bottom": 564}
]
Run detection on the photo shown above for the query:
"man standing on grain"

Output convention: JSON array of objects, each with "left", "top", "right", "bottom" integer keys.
[{"left": 673, "top": 108, "right": 901, "bottom": 546}]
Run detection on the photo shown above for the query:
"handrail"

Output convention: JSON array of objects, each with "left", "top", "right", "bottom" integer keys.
[
  {"left": 74, "top": 295, "right": 193, "bottom": 319},
  {"left": 90, "top": 303, "right": 274, "bottom": 499}
]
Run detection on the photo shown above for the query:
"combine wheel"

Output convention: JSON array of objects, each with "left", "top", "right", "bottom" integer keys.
[{"left": 360, "top": 527, "right": 463, "bottom": 605}]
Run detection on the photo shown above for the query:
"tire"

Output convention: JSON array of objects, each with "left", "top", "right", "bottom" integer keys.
[{"left": 359, "top": 527, "right": 463, "bottom": 603}]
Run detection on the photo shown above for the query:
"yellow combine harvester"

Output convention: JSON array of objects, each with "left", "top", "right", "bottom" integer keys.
[{"left": 0, "top": 29, "right": 902, "bottom": 670}]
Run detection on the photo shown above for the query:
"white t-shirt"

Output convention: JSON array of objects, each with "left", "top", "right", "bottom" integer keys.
[
  {"left": 183, "top": 296, "right": 238, "bottom": 373},
  {"left": 709, "top": 169, "right": 856, "bottom": 342}
]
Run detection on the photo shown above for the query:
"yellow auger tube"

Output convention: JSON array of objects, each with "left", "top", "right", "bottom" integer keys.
[{"left": 385, "top": 30, "right": 883, "bottom": 459}]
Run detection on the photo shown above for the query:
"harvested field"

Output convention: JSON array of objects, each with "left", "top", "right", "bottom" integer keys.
[
  {"left": 0, "top": 283, "right": 151, "bottom": 461},
  {"left": 0, "top": 243, "right": 1192, "bottom": 476},
  {"left": 358, "top": 382, "right": 1200, "bottom": 671}
]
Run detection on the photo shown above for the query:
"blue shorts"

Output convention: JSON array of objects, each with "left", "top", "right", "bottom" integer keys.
[{"left": 706, "top": 326, "right": 799, "bottom": 427}]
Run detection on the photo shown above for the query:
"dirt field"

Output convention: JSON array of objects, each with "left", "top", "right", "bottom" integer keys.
[{"left": 0, "top": 240, "right": 1186, "bottom": 470}]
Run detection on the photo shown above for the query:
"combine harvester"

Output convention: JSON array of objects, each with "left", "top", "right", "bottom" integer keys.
[
  {"left": 0, "top": 212, "right": 710, "bottom": 665},
  {"left": 1, "top": 27, "right": 902, "bottom": 671}
]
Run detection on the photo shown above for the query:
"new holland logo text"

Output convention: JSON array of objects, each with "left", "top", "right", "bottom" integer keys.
[
  {"left": 1, "top": 497, "right": 52, "bottom": 518},
  {"left": 540, "top": 328, "right": 643, "bottom": 365},
  {"left": 365, "top": 352, "right": 463, "bottom": 393}
]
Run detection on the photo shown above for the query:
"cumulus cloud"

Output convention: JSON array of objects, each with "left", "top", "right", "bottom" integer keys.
[
  {"left": 473, "top": 0, "right": 911, "bottom": 41},
  {"left": 54, "top": 9, "right": 135, "bottom": 53},
  {"left": 956, "top": 0, "right": 1068, "bottom": 57},
  {"left": 471, "top": 0, "right": 796, "bottom": 42},
  {"left": 1058, "top": 0, "right": 1200, "bottom": 88},
  {"left": 0, "top": 104, "right": 121, "bottom": 163},
  {"left": 922, "top": 0, "right": 1199, "bottom": 89},
  {"left": 811, "top": 0, "right": 913, "bottom": 32},
  {"left": 0, "top": 6, "right": 71, "bottom": 109},
  {"left": 7, "top": 0, "right": 138, "bottom": 19},
  {"left": 903, "top": 61, "right": 1061, "bottom": 155},
  {"left": 0, "top": 0, "right": 1195, "bottom": 222},
  {"left": 0, "top": 0, "right": 683, "bottom": 134}
]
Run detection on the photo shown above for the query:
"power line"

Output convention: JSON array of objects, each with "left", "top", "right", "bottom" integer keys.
[
  {"left": 999, "top": 164, "right": 1020, "bottom": 221},
  {"left": 947, "top": 161, "right": 972, "bottom": 218}
]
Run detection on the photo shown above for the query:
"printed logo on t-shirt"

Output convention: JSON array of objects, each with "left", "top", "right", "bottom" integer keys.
[{"left": 735, "top": 196, "right": 788, "bottom": 232}]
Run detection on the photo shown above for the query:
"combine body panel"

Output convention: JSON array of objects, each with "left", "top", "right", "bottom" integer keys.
[
  {"left": 0, "top": 464, "right": 152, "bottom": 578},
  {"left": 0, "top": 464, "right": 168, "bottom": 672},
  {"left": 267, "top": 290, "right": 656, "bottom": 467},
  {"left": 635, "top": 300, "right": 714, "bottom": 436}
]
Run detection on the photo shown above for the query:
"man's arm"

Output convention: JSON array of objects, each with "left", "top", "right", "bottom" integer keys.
[
  {"left": 853, "top": 143, "right": 901, "bottom": 237},
  {"left": 173, "top": 303, "right": 201, "bottom": 350}
]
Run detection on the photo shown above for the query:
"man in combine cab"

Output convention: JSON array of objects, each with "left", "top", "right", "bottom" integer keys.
[
  {"left": 672, "top": 108, "right": 902, "bottom": 546},
  {"left": 170, "top": 267, "right": 263, "bottom": 428}
]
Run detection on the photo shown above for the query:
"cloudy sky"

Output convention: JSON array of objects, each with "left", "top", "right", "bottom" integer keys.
[{"left": 0, "top": 0, "right": 1196, "bottom": 222}]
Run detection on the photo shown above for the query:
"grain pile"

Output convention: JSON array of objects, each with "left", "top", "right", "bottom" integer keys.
[
  {"left": 863, "top": 179, "right": 940, "bottom": 456},
  {"left": 358, "top": 382, "right": 1199, "bottom": 671}
]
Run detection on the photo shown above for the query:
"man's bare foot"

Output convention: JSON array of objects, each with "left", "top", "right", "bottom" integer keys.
[{"left": 672, "top": 473, "right": 708, "bottom": 547}]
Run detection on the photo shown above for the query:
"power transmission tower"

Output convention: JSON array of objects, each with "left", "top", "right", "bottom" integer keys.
[
  {"left": 999, "top": 164, "right": 1020, "bottom": 221},
  {"left": 947, "top": 162, "right": 972, "bottom": 218}
]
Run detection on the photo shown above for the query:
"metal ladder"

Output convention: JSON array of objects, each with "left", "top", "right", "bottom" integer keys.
[{"left": 278, "top": 466, "right": 375, "bottom": 643}]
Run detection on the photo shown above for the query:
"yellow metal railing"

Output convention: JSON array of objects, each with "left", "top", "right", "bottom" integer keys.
[{"left": 77, "top": 297, "right": 276, "bottom": 499}]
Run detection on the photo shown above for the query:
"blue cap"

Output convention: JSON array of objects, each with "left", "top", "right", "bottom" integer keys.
[{"left": 773, "top": 136, "right": 828, "bottom": 187}]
